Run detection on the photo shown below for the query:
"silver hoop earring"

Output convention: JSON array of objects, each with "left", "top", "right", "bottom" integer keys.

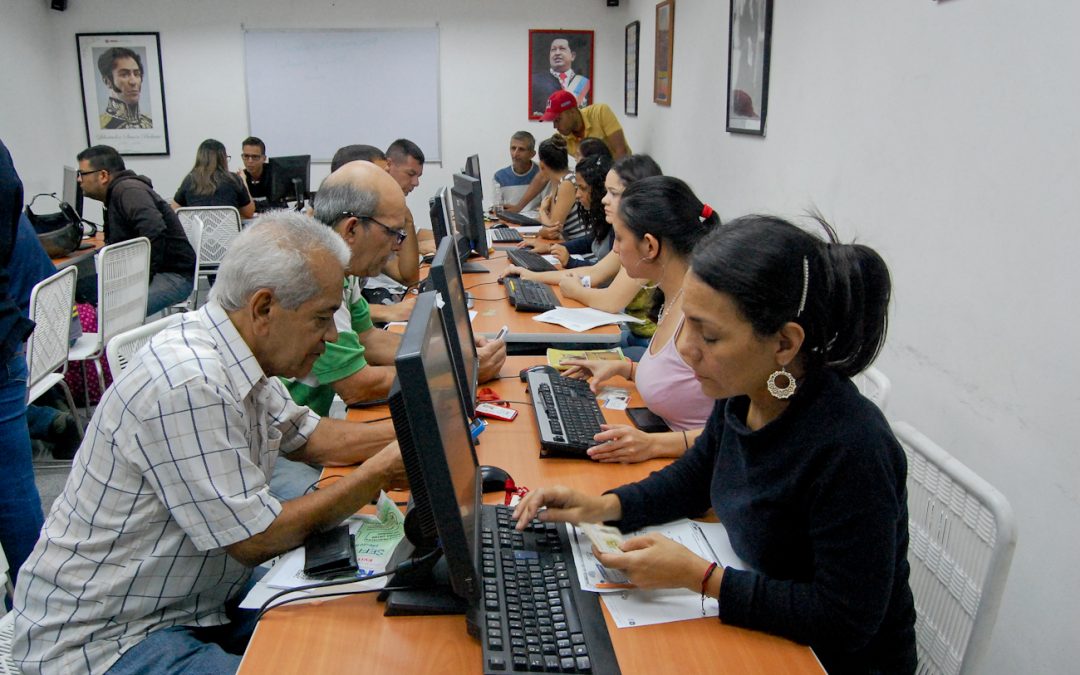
[{"left": 767, "top": 367, "right": 797, "bottom": 399}]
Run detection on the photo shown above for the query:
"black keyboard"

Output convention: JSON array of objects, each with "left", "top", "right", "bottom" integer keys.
[
  {"left": 496, "top": 210, "right": 542, "bottom": 227},
  {"left": 490, "top": 227, "right": 525, "bottom": 243},
  {"left": 504, "top": 278, "right": 560, "bottom": 313},
  {"left": 474, "top": 505, "right": 620, "bottom": 675},
  {"left": 525, "top": 370, "right": 607, "bottom": 457},
  {"left": 507, "top": 249, "right": 557, "bottom": 273}
]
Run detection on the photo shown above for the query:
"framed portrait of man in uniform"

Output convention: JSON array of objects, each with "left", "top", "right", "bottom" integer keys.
[
  {"left": 528, "top": 30, "right": 594, "bottom": 120},
  {"left": 76, "top": 32, "right": 170, "bottom": 155}
]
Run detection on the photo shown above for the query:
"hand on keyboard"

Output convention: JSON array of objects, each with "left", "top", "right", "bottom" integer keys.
[
  {"left": 585, "top": 423, "right": 659, "bottom": 464},
  {"left": 559, "top": 358, "right": 633, "bottom": 393},
  {"left": 511, "top": 485, "right": 622, "bottom": 531}
]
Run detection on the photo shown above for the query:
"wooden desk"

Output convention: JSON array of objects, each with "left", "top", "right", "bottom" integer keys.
[
  {"left": 239, "top": 357, "right": 823, "bottom": 675},
  {"left": 50, "top": 232, "right": 104, "bottom": 270},
  {"left": 458, "top": 251, "right": 621, "bottom": 346}
]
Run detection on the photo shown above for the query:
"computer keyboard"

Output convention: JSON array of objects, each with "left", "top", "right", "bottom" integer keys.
[
  {"left": 495, "top": 210, "right": 542, "bottom": 227},
  {"left": 504, "top": 278, "right": 561, "bottom": 313},
  {"left": 474, "top": 505, "right": 620, "bottom": 675},
  {"left": 507, "top": 249, "right": 557, "bottom": 273},
  {"left": 525, "top": 369, "right": 607, "bottom": 457},
  {"left": 490, "top": 227, "right": 524, "bottom": 243}
]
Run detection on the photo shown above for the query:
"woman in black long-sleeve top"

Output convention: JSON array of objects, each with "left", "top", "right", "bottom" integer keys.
[{"left": 514, "top": 214, "right": 917, "bottom": 674}]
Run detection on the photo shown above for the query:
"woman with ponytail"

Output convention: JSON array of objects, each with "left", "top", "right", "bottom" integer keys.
[
  {"left": 514, "top": 215, "right": 917, "bottom": 675},
  {"left": 557, "top": 176, "right": 720, "bottom": 462}
]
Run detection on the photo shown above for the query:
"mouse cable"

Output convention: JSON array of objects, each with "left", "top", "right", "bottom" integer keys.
[
  {"left": 465, "top": 279, "right": 506, "bottom": 291},
  {"left": 254, "top": 547, "right": 442, "bottom": 622}
]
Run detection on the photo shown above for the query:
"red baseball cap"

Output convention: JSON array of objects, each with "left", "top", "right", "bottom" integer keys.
[{"left": 540, "top": 90, "right": 578, "bottom": 121}]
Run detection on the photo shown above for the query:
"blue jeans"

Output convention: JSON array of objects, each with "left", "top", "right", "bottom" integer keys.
[
  {"left": 0, "top": 350, "right": 44, "bottom": 599},
  {"left": 106, "top": 569, "right": 265, "bottom": 675},
  {"left": 269, "top": 456, "right": 322, "bottom": 502},
  {"left": 76, "top": 271, "right": 194, "bottom": 317}
]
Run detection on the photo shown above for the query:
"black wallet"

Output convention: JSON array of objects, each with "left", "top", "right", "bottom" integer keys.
[
  {"left": 303, "top": 525, "right": 358, "bottom": 578},
  {"left": 626, "top": 407, "right": 671, "bottom": 433}
]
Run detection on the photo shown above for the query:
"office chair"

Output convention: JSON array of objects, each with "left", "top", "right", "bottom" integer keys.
[
  {"left": 893, "top": 421, "right": 1017, "bottom": 675},
  {"left": 853, "top": 365, "right": 892, "bottom": 412},
  {"left": 1, "top": 543, "right": 18, "bottom": 674},
  {"left": 168, "top": 212, "right": 204, "bottom": 312},
  {"left": 25, "top": 266, "right": 84, "bottom": 439},
  {"left": 176, "top": 207, "right": 242, "bottom": 303},
  {"left": 106, "top": 315, "right": 181, "bottom": 376}
]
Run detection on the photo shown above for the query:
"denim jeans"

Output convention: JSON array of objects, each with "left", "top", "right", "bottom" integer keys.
[
  {"left": 269, "top": 456, "right": 322, "bottom": 502},
  {"left": 106, "top": 568, "right": 265, "bottom": 675},
  {"left": 0, "top": 349, "right": 44, "bottom": 598},
  {"left": 75, "top": 271, "right": 194, "bottom": 317}
]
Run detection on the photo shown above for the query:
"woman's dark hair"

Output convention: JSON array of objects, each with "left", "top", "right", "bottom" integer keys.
[
  {"left": 577, "top": 137, "right": 613, "bottom": 161},
  {"left": 537, "top": 136, "right": 569, "bottom": 173},
  {"left": 689, "top": 215, "right": 891, "bottom": 377},
  {"left": 618, "top": 176, "right": 719, "bottom": 258},
  {"left": 189, "top": 138, "right": 232, "bottom": 196},
  {"left": 611, "top": 154, "right": 662, "bottom": 186},
  {"left": 575, "top": 154, "right": 613, "bottom": 243}
]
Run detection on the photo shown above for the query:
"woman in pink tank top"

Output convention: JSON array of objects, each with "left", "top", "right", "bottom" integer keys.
[{"left": 561, "top": 176, "right": 720, "bottom": 463}]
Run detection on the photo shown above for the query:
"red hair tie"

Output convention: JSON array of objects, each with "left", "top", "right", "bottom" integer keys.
[{"left": 700, "top": 204, "right": 714, "bottom": 219}]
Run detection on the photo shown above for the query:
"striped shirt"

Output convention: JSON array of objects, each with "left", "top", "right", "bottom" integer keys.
[{"left": 12, "top": 301, "right": 320, "bottom": 675}]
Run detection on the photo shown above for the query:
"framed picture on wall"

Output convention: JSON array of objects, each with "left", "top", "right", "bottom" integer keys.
[
  {"left": 529, "top": 29, "right": 594, "bottom": 120},
  {"left": 726, "top": 0, "right": 773, "bottom": 135},
  {"left": 76, "top": 32, "right": 170, "bottom": 155},
  {"left": 624, "top": 21, "right": 640, "bottom": 116},
  {"left": 654, "top": 0, "right": 675, "bottom": 105}
]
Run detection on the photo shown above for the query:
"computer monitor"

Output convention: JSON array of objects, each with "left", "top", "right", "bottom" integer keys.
[
  {"left": 464, "top": 154, "right": 481, "bottom": 187},
  {"left": 382, "top": 291, "right": 482, "bottom": 616},
  {"left": 429, "top": 186, "right": 451, "bottom": 245},
  {"left": 269, "top": 155, "right": 311, "bottom": 208},
  {"left": 430, "top": 236, "right": 478, "bottom": 421},
  {"left": 62, "top": 165, "right": 83, "bottom": 218},
  {"left": 450, "top": 173, "right": 488, "bottom": 274}
]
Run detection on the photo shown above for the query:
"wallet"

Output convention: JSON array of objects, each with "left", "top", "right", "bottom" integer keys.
[
  {"left": 303, "top": 525, "right": 358, "bottom": 578},
  {"left": 626, "top": 407, "right": 671, "bottom": 433}
]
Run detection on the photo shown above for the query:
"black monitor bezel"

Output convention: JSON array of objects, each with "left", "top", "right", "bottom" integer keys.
[
  {"left": 429, "top": 236, "right": 479, "bottom": 422},
  {"left": 451, "top": 173, "right": 488, "bottom": 260},
  {"left": 464, "top": 154, "right": 481, "bottom": 185},
  {"left": 268, "top": 154, "right": 312, "bottom": 204},
  {"left": 62, "top": 165, "right": 83, "bottom": 218}
]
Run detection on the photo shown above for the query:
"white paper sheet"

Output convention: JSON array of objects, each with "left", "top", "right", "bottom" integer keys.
[{"left": 533, "top": 307, "right": 644, "bottom": 332}]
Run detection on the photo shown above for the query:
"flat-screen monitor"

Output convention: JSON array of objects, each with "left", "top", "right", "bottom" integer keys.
[
  {"left": 451, "top": 173, "right": 488, "bottom": 270},
  {"left": 62, "top": 165, "right": 83, "bottom": 218},
  {"left": 429, "top": 186, "right": 451, "bottom": 245},
  {"left": 464, "top": 154, "right": 481, "bottom": 189},
  {"left": 382, "top": 291, "right": 481, "bottom": 615},
  {"left": 430, "top": 236, "right": 478, "bottom": 420},
  {"left": 269, "top": 155, "right": 311, "bottom": 207}
]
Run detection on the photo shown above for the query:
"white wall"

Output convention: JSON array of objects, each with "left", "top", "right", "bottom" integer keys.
[{"left": 4, "top": 0, "right": 1079, "bottom": 672}]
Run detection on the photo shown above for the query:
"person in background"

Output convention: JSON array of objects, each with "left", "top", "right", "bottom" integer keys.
[
  {"left": 172, "top": 139, "right": 255, "bottom": 218},
  {"left": 75, "top": 145, "right": 196, "bottom": 316},
  {"left": 12, "top": 212, "right": 408, "bottom": 675},
  {"left": 492, "top": 131, "right": 542, "bottom": 214},
  {"left": 331, "top": 144, "right": 388, "bottom": 172},
  {"left": 576, "top": 137, "right": 613, "bottom": 163},
  {"left": 541, "top": 89, "right": 631, "bottom": 160},
  {"left": 513, "top": 215, "right": 917, "bottom": 674},
  {"left": 237, "top": 136, "right": 285, "bottom": 211},
  {"left": 534, "top": 136, "right": 587, "bottom": 242},
  {"left": 0, "top": 138, "right": 44, "bottom": 595}
]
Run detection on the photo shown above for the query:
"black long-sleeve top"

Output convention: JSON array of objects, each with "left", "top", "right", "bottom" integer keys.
[
  {"left": 610, "top": 369, "right": 917, "bottom": 674},
  {"left": 103, "top": 171, "right": 195, "bottom": 280}
]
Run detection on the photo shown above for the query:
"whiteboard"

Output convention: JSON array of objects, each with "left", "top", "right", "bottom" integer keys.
[{"left": 244, "top": 28, "right": 441, "bottom": 162}]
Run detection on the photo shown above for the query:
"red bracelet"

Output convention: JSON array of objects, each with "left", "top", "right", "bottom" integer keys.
[{"left": 701, "top": 561, "right": 718, "bottom": 615}]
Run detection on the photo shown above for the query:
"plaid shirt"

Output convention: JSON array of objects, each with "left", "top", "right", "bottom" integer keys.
[{"left": 12, "top": 301, "right": 320, "bottom": 675}]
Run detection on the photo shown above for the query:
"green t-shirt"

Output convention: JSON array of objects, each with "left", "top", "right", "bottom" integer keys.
[{"left": 283, "top": 277, "right": 373, "bottom": 416}]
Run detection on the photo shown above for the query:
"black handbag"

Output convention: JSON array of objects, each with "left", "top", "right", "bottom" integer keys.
[{"left": 25, "top": 193, "right": 96, "bottom": 258}]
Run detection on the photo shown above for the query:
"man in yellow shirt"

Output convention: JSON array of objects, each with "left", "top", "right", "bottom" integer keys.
[{"left": 540, "top": 90, "right": 631, "bottom": 160}]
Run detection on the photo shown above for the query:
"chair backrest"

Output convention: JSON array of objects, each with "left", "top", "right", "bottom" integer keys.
[
  {"left": 106, "top": 314, "right": 182, "bottom": 375},
  {"left": 893, "top": 421, "right": 1016, "bottom": 675},
  {"left": 174, "top": 212, "right": 204, "bottom": 310},
  {"left": 853, "top": 365, "right": 892, "bottom": 411},
  {"left": 1, "top": 539, "right": 12, "bottom": 604},
  {"left": 26, "top": 266, "right": 78, "bottom": 393},
  {"left": 96, "top": 237, "right": 151, "bottom": 343},
  {"left": 177, "top": 206, "right": 242, "bottom": 268}
]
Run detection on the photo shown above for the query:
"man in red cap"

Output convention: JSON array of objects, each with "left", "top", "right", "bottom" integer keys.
[{"left": 541, "top": 90, "right": 631, "bottom": 160}]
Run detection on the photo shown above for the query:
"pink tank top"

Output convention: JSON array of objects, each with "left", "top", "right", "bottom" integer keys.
[{"left": 633, "top": 317, "right": 714, "bottom": 431}]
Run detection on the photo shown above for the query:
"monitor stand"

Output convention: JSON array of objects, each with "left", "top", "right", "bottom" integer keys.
[
  {"left": 460, "top": 262, "right": 489, "bottom": 274},
  {"left": 379, "top": 537, "right": 469, "bottom": 616}
]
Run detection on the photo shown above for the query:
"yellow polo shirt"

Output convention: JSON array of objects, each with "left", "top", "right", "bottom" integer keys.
[{"left": 562, "top": 104, "right": 632, "bottom": 158}]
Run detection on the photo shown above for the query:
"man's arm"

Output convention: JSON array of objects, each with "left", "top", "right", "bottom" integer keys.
[
  {"left": 509, "top": 172, "right": 546, "bottom": 213},
  {"left": 226, "top": 440, "right": 403, "bottom": 566},
  {"left": 607, "top": 130, "right": 629, "bottom": 160},
  {"left": 381, "top": 208, "right": 419, "bottom": 285},
  {"left": 417, "top": 228, "right": 436, "bottom": 256},
  {"left": 357, "top": 324, "right": 402, "bottom": 365},
  {"left": 329, "top": 363, "right": 397, "bottom": 406},
  {"left": 287, "top": 416, "right": 397, "bottom": 467},
  {"left": 368, "top": 297, "right": 415, "bottom": 323}
]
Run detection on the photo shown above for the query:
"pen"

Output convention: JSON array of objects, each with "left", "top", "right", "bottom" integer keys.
[{"left": 692, "top": 522, "right": 721, "bottom": 564}]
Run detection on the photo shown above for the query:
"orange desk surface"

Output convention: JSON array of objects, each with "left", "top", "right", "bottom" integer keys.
[
  {"left": 50, "top": 232, "right": 104, "bottom": 269},
  {"left": 239, "top": 357, "right": 822, "bottom": 675}
]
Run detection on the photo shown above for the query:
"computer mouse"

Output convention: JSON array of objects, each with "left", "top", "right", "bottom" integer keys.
[
  {"left": 492, "top": 223, "right": 509, "bottom": 229},
  {"left": 519, "top": 364, "right": 560, "bottom": 382},
  {"left": 480, "top": 464, "right": 513, "bottom": 493}
]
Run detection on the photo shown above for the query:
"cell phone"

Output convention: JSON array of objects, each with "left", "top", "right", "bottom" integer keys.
[
  {"left": 493, "top": 325, "right": 509, "bottom": 342},
  {"left": 625, "top": 407, "right": 671, "bottom": 433}
]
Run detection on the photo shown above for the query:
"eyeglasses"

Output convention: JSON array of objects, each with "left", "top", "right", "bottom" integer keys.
[
  {"left": 76, "top": 168, "right": 103, "bottom": 178},
  {"left": 241, "top": 154, "right": 264, "bottom": 161},
  {"left": 338, "top": 211, "right": 407, "bottom": 245}
]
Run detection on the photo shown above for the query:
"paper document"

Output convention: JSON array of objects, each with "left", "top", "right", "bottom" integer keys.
[
  {"left": 516, "top": 225, "right": 543, "bottom": 235},
  {"left": 533, "top": 307, "right": 643, "bottom": 332},
  {"left": 564, "top": 519, "right": 747, "bottom": 628}
]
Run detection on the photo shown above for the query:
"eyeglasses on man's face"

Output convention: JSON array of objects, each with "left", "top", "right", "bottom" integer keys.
[
  {"left": 241, "top": 154, "right": 264, "bottom": 161},
  {"left": 337, "top": 211, "right": 407, "bottom": 245}
]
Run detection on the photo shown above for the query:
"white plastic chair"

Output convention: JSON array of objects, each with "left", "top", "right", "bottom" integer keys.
[
  {"left": 1, "top": 543, "right": 18, "bottom": 674},
  {"left": 853, "top": 365, "right": 892, "bottom": 411},
  {"left": 26, "top": 266, "right": 83, "bottom": 431},
  {"left": 177, "top": 207, "right": 242, "bottom": 304},
  {"left": 166, "top": 212, "right": 203, "bottom": 312},
  {"left": 68, "top": 237, "right": 151, "bottom": 410},
  {"left": 893, "top": 421, "right": 1016, "bottom": 675},
  {"left": 106, "top": 314, "right": 182, "bottom": 375}
]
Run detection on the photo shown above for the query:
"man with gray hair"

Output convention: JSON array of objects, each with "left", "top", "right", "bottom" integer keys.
[{"left": 12, "top": 211, "right": 405, "bottom": 675}]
